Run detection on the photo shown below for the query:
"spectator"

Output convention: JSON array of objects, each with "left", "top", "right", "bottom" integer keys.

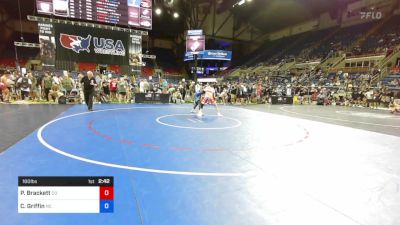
[
  {"left": 143, "top": 79, "right": 150, "bottom": 93},
  {"left": 101, "top": 78, "right": 110, "bottom": 99},
  {"left": 61, "top": 73, "right": 74, "bottom": 95},
  {"left": 16, "top": 74, "right": 32, "bottom": 101},
  {"left": 1, "top": 71, "right": 13, "bottom": 103},
  {"left": 48, "top": 81, "right": 61, "bottom": 103},
  {"left": 109, "top": 78, "right": 118, "bottom": 101},
  {"left": 28, "top": 73, "right": 39, "bottom": 101},
  {"left": 42, "top": 72, "right": 53, "bottom": 101},
  {"left": 117, "top": 77, "right": 128, "bottom": 103},
  {"left": 139, "top": 79, "right": 145, "bottom": 93},
  {"left": 161, "top": 79, "right": 168, "bottom": 93}
]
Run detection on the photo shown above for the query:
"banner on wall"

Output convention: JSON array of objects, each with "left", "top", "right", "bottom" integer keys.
[
  {"left": 129, "top": 34, "right": 142, "bottom": 66},
  {"left": 54, "top": 23, "right": 129, "bottom": 65},
  {"left": 38, "top": 22, "right": 56, "bottom": 67},
  {"left": 184, "top": 50, "right": 232, "bottom": 61}
]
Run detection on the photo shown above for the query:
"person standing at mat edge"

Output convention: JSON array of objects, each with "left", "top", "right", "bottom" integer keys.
[{"left": 81, "top": 71, "right": 97, "bottom": 111}]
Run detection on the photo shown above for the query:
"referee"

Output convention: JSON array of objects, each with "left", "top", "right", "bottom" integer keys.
[{"left": 81, "top": 71, "right": 97, "bottom": 111}]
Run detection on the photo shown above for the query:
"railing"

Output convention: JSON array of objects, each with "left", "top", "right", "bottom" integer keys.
[
  {"left": 371, "top": 67, "right": 389, "bottom": 85},
  {"left": 370, "top": 45, "right": 400, "bottom": 84},
  {"left": 329, "top": 66, "right": 370, "bottom": 73},
  {"left": 319, "top": 53, "right": 333, "bottom": 65},
  {"left": 329, "top": 54, "right": 347, "bottom": 69},
  {"left": 379, "top": 46, "right": 399, "bottom": 68},
  {"left": 345, "top": 53, "right": 386, "bottom": 59}
]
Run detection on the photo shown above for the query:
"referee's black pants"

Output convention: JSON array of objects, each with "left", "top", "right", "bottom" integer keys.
[{"left": 84, "top": 89, "right": 95, "bottom": 110}]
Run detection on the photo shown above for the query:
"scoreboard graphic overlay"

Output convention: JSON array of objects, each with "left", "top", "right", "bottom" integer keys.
[{"left": 18, "top": 177, "right": 114, "bottom": 213}]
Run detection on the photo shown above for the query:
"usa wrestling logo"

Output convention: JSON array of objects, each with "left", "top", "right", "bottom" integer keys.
[
  {"left": 59, "top": 33, "right": 125, "bottom": 56},
  {"left": 60, "top": 33, "right": 91, "bottom": 53}
]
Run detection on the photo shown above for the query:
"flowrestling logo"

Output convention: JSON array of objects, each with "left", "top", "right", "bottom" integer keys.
[{"left": 59, "top": 33, "right": 126, "bottom": 56}]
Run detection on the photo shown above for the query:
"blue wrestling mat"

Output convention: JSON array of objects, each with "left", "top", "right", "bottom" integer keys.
[{"left": 2, "top": 104, "right": 397, "bottom": 225}]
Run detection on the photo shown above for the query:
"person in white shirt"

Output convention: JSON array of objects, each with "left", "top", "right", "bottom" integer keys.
[
  {"left": 143, "top": 80, "right": 150, "bottom": 93},
  {"left": 17, "top": 74, "right": 32, "bottom": 100},
  {"left": 365, "top": 89, "right": 374, "bottom": 108},
  {"left": 139, "top": 79, "right": 145, "bottom": 93},
  {"left": 219, "top": 88, "right": 228, "bottom": 105},
  {"left": 52, "top": 75, "right": 61, "bottom": 86},
  {"left": 390, "top": 98, "right": 400, "bottom": 114}
]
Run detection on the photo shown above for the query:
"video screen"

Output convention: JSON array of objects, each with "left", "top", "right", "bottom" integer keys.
[{"left": 186, "top": 35, "right": 205, "bottom": 53}]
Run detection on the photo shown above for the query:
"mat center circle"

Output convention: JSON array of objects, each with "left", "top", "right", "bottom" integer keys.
[{"left": 156, "top": 114, "right": 242, "bottom": 130}]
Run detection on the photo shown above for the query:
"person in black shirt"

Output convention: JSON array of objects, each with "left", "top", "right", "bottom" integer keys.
[{"left": 80, "top": 71, "right": 97, "bottom": 111}]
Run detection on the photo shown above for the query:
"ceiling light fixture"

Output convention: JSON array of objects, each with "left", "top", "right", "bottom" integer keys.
[{"left": 233, "top": 0, "right": 247, "bottom": 7}]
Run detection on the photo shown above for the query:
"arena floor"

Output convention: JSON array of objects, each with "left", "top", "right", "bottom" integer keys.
[{"left": 0, "top": 104, "right": 399, "bottom": 225}]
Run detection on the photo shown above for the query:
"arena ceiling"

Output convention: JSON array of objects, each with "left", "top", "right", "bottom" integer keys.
[
  {"left": 155, "top": 0, "right": 360, "bottom": 39},
  {"left": 0, "top": 0, "right": 360, "bottom": 35},
  {"left": 225, "top": 0, "right": 357, "bottom": 33}
]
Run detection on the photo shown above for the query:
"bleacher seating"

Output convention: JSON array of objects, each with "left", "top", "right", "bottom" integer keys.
[
  {"left": 283, "top": 28, "right": 335, "bottom": 60},
  {"left": 141, "top": 67, "right": 155, "bottom": 77},
  {"left": 382, "top": 74, "right": 400, "bottom": 87},
  {"left": 311, "top": 22, "right": 377, "bottom": 58},
  {"left": 360, "top": 15, "right": 400, "bottom": 54},
  {"left": 240, "top": 21, "right": 380, "bottom": 68},
  {"left": 163, "top": 68, "right": 181, "bottom": 76},
  {"left": 0, "top": 59, "right": 27, "bottom": 68}
]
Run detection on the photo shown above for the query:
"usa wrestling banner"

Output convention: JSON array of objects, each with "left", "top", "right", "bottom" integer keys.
[{"left": 54, "top": 23, "right": 130, "bottom": 65}]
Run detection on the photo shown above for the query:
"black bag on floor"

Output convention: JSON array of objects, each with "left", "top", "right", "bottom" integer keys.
[{"left": 58, "top": 96, "right": 67, "bottom": 104}]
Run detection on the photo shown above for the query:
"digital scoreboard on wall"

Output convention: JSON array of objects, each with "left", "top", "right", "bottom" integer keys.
[
  {"left": 186, "top": 30, "right": 205, "bottom": 54},
  {"left": 36, "top": 0, "right": 152, "bottom": 29}
]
